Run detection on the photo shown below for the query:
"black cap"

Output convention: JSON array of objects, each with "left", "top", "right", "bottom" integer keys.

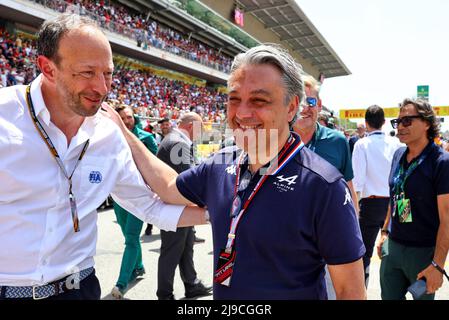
[{"left": 158, "top": 117, "right": 170, "bottom": 124}]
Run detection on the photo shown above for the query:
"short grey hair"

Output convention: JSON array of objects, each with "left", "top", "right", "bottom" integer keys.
[
  {"left": 302, "top": 73, "right": 321, "bottom": 97},
  {"left": 37, "top": 13, "right": 99, "bottom": 65},
  {"left": 229, "top": 44, "right": 305, "bottom": 126}
]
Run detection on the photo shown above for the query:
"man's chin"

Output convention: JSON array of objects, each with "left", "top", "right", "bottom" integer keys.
[{"left": 74, "top": 104, "right": 102, "bottom": 117}]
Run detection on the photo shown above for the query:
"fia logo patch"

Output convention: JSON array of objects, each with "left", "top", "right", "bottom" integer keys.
[{"left": 89, "top": 171, "right": 102, "bottom": 184}]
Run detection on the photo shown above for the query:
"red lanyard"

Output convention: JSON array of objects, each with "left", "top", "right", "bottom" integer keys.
[{"left": 225, "top": 135, "right": 304, "bottom": 251}]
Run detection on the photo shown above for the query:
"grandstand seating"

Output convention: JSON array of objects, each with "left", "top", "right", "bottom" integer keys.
[
  {"left": 30, "top": 0, "right": 232, "bottom": 73},
  {"left": 0, "top": 26, "right": 227, "bottom": 124}
]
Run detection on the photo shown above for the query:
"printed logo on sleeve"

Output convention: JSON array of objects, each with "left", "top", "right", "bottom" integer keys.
[
  {"left": 225, "top": 165, "right": 237, "bottom": 175},
  {"left": 343, "top": 187, "right": 352, "bottom": 205}
]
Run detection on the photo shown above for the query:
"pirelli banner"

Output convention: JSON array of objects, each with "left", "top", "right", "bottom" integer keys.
[{"left": 340, "top": 106, "right": 449, "bottom": 119}]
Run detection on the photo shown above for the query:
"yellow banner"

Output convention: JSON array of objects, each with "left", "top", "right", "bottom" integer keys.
[
  {"left": 197, "top": 144, "right": 220, "bottom": 158},
  {"left": 382, "top": 108, "right": 399, "bottom": 118},
  {"left": 340, "top": 106, "right": 449, "bottom": 119},
  {"left": 432, "top": 106, "right": 449, "bottom": 116},
  {"left": 339, "top": 109, "right": 366, "bottom": 119}
]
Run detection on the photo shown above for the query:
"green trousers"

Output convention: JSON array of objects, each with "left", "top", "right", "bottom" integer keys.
[
  {"left": 380, "top": 238, "right": 435, "bottom": 300},
  {"left": 113, "top": 203, "right": 144, "bottom": 288}
]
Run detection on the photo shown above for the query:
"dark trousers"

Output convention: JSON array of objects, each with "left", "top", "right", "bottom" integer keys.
[
  {"left": 0, "top": 269, "right": 101, "bottom": 300},
  {"left": 157, "top": 226, "right": 197, "bottom": 299},
  {"left": 380, "top": 238, "right": 435, "bottom": 300},
  {"left": 358, "top": 197, "right": 390, "bottom": 288}
]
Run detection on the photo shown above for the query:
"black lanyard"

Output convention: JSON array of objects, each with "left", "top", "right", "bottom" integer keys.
[
  {"left": 392, "top": 143, "right": 432, "bottom": 197},
  {"left": 25, "top": 85, "right": 89, "bottom": 232}
]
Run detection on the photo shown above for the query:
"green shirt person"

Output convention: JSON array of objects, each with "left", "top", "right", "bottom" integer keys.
[{"left": 111, "top": 104, "right": 158, "bottom": 299}]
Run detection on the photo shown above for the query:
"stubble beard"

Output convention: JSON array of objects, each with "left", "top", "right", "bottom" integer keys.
[{"left": 59, "top": 81, "right": 104, "bottom": 117}]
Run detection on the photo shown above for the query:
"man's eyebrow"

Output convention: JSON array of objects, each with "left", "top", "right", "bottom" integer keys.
[
  {"left": 72, "top": 64, "right": 114, "bottom": 70},
  {"left": 250, "top": 89, "right": 271, "bottom": 96},
  {"left": 228, "top": 89, "right": 272, "bottom": 96}
]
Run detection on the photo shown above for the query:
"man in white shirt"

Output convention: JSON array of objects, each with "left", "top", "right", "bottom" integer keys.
[
  {"left": 352, "top": 105, "right": 403, "bottom": 288},
  {"left": 0, "top": 13, "right": 205, "bottom": 300}
]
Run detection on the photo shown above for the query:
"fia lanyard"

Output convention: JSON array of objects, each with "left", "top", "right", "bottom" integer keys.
[
  {"left": 392, "top": 143, "right": 432, "bottom": 197},
  {"left": 368, "top": 131, "right": 383, "bottom": 136},
  {"left": 225, "top": 134, "right": 304, "bottom": 252},
  {"left": 25, "top": 85, "right": 89, "bottom": 232}
]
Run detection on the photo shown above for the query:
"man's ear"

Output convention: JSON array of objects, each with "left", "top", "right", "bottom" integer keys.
[
  {"left": 287, "top": 95, "right": 299, "bottom": 122},
  {"left": 36, "top": 55, "right": 57, "bottom": 83}
]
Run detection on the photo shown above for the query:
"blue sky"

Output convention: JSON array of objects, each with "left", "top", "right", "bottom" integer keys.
[{"left": 296, "top": 0, "right": 449, "bottom": 130}]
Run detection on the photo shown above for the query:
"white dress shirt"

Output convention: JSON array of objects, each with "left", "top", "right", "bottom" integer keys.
[
  {"left": 352, "top": 130, "right": 403, "bottom": 199},
  {"left": 0, "top": 75, "right": 184, "bottom": 286}
]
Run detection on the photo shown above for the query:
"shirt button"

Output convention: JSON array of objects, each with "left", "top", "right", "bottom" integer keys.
[{"left": 48, "top": 228, "right": 53, "bottom": 233}]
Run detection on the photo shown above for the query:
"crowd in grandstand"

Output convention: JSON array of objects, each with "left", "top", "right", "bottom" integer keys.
[
  {"left": 109, "top": 66, "right": 227, "bottom": 123},
  {"left": 33, "top": 0, "right": 233, "bottom": 73},
  {"left": 0, "top": 28, "right": 38, "bottom": 88},
  {"left": 0, "top": 26, "right": 227, "bottom": 124}
]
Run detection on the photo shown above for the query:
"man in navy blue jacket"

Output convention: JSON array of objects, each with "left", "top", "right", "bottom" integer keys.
[{"left": 106, "top": 44, "right": 366, "bottom": 300}]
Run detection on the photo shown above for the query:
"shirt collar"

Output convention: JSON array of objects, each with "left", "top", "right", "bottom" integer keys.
[
  {"left": 368, "top": 130, "right": 384, "bottom": 136},
  {"left": 242, "top": 132, "right": 300, "bottom": 177},
  {"left": 314, "top": 122, "right": 330, "bottom": 141},
  {"left": 29, "top": 74, "right": 100, "bottom": 145},
  {"left": 29, "top": 74, "right": 51, "bottom": 126},
  {"left": 403, "top": 140, "right": 434, "bottom": 163}
]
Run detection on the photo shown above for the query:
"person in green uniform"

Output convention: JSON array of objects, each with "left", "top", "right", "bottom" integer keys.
[{"left": 111, "top": 104, "right": 158, "bottom": 299}]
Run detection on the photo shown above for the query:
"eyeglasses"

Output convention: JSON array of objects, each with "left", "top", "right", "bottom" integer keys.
[
  {"left": 390, "top": 115, "right": 422, "bottom": 129},
  {"left": 305, "top": 97, "right": 318, "bottom": 108}
]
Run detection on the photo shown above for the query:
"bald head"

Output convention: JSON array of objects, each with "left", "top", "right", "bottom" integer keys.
[
  {"left": 178, "top": 112, "right": 203, "bottom": 140},
  {"left": 180, "top": 112, "right": 203, "bottom": 124},
  {"left": 356, "top": 123, "right": 366, "bottom": 137}
]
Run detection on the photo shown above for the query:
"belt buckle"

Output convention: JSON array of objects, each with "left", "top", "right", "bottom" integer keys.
[{"left": 32, "top": 285, "right": 51, "bottom": 300}]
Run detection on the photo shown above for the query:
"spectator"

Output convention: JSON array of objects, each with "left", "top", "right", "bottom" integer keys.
[
  {"left": 292, "top": 74, "right": 360, "bottom": 299},
  {"left": 349, "top": 123, "right": 366, "bottom": 154},
  {"left": 352, "top": 105, "right": 403, "bottom": 288},
  {"left": 377, "top": 98, "right": 449, "bottom": 300},
  {"left": 110, "top": 104, "right": 158, "bottom": 299},
  {"left": 156, "top": 112, "right": 212, "bottom": 300}
]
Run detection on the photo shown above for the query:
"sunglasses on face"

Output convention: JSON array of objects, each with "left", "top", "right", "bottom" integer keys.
[
  {"left": 390, "top": 115, "right": 422, "bottom": 129},
  {"left": 305, "top": 97, "right": 318, "bottom": 108}
]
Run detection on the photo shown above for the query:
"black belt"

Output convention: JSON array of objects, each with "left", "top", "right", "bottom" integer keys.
[{"left": 0, "top": 267, "right": 94, "bottom": 300}]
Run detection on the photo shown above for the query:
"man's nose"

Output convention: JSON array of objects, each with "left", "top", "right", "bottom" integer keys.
[
  {"left": 235, "top": 101, "right": 254, "bottom": 119},
  {"left": 91, "top": 73, "right": 110, "bottom": 96}
]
